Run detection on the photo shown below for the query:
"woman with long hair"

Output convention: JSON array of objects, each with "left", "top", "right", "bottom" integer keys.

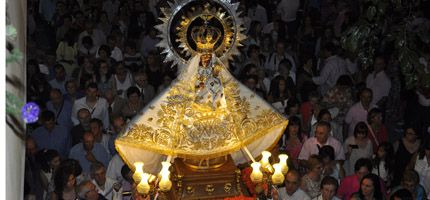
[
  {"left": 407, "top": 138, "right": 430, "bottom": 197},
  {"left": 93, "top": 60, "right": 114, "bottom": 96},
  {"left": 371, "top": 142, "right": 394, "bottom": 188},
  {"left": 35, "top": 149, "right": 61, "bottom": 200},
  {"left": 50, "top": 167, "right": 77, "bottom": 200},
  {"left": 267, "top": 75, "right": 293, "bottom": 114},
  {"left": 278, "top": 116, "right": 307, "bottom": 170},
  {"left": 351, "top": 173, "right": 383, "bottom": 200},
  {"left": 244, "top": 20, "right": 262, "bottom": 51}
]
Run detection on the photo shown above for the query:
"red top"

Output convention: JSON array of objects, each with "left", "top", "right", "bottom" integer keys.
[
  {"left": 300, "top": 102, "right": 312, "bottom": 125},
  {"left": 367, "top": 124, "right": 388, "bottom": 153}
]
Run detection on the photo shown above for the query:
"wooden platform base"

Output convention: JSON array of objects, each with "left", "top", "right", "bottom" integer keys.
[{"left": 166, "top": 155, "right": 250, "bottom": 200}]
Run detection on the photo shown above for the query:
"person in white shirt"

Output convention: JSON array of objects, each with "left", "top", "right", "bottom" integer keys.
[
  {"left": 78, "top": 21, "right": 107, "bottom": 55},
  {"left": 365, "top": 56, "right": 391, "bottom": 107},
  {"left": 312, "top": 176, "right": 341, "bottom": 200},
  {"left": 140, "top": 27, "right": 160, "bottom": 57},
  {"left": 90, "top": 162, "right": 122, "bottom": 200},
  {"left": 278, "top": 169, "right": 311, "bottom": 200},
  {"left": 247, "top": 0, "right": 268, "bottom": 27},
  {"left": 72, "top": 83, "right": 110, "bottom": 130},
  {"left": 277, "top": 0, "right": 300, "bottom": 37},
  {"left": 312, "top": 42, "right": 347, "bottom": 96},
  {"left": 265, "top": 40, "right": 296, "bottom": 78}
]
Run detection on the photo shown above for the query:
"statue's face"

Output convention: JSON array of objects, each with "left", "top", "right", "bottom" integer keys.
[{"left": 201, "top": 53, "right": 212, "bottom": 66}]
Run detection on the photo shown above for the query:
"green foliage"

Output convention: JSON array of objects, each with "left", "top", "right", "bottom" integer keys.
[
  {"left": 6, "top": 91, "right": 24, "bottom": 115},
  {"left": 341, "top": 0, "right": 430, "bottom": 90},
  {"left": 6, "top": 24, "right": 25, "bottom": 115}
]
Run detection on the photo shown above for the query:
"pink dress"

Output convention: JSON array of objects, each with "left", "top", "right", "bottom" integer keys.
[{"left": 286, "top": 133, "right": 308, "bottom": 169}]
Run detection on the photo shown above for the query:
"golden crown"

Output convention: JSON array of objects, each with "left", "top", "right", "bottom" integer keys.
[{"left": 191, "top": 5, "right": 222, "bottom": 53}]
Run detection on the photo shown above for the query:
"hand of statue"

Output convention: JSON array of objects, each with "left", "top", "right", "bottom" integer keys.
[{"left": 85, "top": 151, "right": 97, "bottom": 163}]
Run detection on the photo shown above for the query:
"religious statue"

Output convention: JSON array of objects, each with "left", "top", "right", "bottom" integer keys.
[{"left": 115, "top": 0, "right": 288, "bottom": 174}]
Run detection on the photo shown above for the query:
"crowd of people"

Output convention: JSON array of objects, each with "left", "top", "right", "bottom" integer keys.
[{"left": 25, "top": 0, "right": 430, "bottom": 199}]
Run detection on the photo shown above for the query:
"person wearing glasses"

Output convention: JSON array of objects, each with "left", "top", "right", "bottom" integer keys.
[
  {"left": 387, "top": 169, "right": 427, "bottom": 200},
  {"left": 392, "top": 124, "right": 423, "bottom": 187}
]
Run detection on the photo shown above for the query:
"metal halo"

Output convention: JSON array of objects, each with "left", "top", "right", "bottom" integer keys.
[{"left": 155, "top": 0, "right": 246, "bottom": 71}]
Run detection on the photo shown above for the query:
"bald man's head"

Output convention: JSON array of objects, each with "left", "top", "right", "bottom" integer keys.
[{"left": 82, "top": 131, "right": 95, "bottom": 151}]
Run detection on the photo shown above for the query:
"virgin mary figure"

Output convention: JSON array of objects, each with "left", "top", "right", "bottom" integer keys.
[{"left": 115, "top": 1, "right": 288, "bottom": 174}]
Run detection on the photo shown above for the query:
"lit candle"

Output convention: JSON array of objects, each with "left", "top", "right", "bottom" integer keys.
[
  {"left": 250, "top": 162, "right": 263, "bottom": 183},
  {"left": 137, "top": 173, "right": 151, "bottom": 195},
  {"left": 133, "top": 162, "right": 144, "bottom": 183},
  {"left": 260, "top": 151, "right": 272, "bottom": 173},
  {"left": 278, "top": 154, "right": 289, "bottom": 175},
  {"left": 272, "top": 163, "right": 285, "bottom": 185},
  {"left": 159, "top": 162, "right": 172, "bottom": 192}
]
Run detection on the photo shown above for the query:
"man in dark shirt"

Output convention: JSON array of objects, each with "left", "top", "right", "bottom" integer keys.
[{"left": 69, "top": 108, "right": 91, "bottom": 147}]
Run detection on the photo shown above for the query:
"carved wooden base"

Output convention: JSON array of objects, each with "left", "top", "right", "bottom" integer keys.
[{"left": 167, "top": 155, "right": 250, "bottom": 200}]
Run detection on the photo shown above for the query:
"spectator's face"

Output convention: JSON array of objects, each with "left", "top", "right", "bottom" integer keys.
[
  {"left": 405, "top": 128, "right": 418, "bottom": 141},
  {"left": 87, "top": 87, "right": 98, "bottom": 99},
  {"left": 355, "top": 166, "right": 369, "bottom": 182},
  {"left": 402, "top": 181, "right": 418, "bottom": 194},
  {"left": 315, "top": 125, "right": 329, "bottom": 144},
  {"left": 83, "top": 133, "right": 95, "bottom": 151},
  {"left": 279, "top": 80, "right": 286, "bottom": 92},
  {"left": 99, "top": 50, "right": 108, "bottom": 59},
  {"left": 66, "top": 174, "right": 76, "bottom": 189},
  {"left": 246, "top": 67, "right": 257, "bottom": 76},
  {"left": 312, "top": 163, "right": 323, "bottom": 175},
  {"left": 43, "top": 119, "right": 56, "bottom": 132},
  {"left": 129, "top": 93, "right": 140, "bottom": 104},
  {"left": 93, "top": 167, "right": 107, "bottom": 186},
  {"left": 322, "top": 184, "right": 337, "bottom": 200},
  {"left": 361, "top": 178, "right": 375, "bottom": 197},
  {"left": 99, "top": 63, "right": 109, "bottom": 75},
  {"left": 276, "top": 43, "right": 285, "bottom": 55},
  {"left": 360, "top": 91, "right": 372, "bottom": 107},
  {"left": 245, "top": 78, "right": 257, "bottom": 90},
  {"left": 356, "top": 132, "right": 367, "bottom": 140},
  {"left": 136, "top": 75, "right": 148, "bottom": 88},
  {"left": 54, "top": 67, "right": 65, "bottom": 80},
  {"left": 250, "top": 49, "right": 259, "bottom": 58},
  {"left": 113, "top": 118, "right": 126, "bottom": 134},
  {"left": 377, "top": 146, "right": 386, "bottom": 159},
  {"left": 373, "top": 57, "right": 385, "bottom": 73},
  {"left": 78, "top": 111, "right": 91, "bottom": 127},
  {"left": 320, "top": 113, "right": 331, "bottom": 123},
  {"left": 290, "top": 104, "right": 299, "bottom": 115},
  {"left": 310, "top": 97, "right": 319, "bottom": 105},
  {"left": 288, "top": 125, "right": 299, "bottom": 135},
  {"left": 26, "top": 140, "right": 37, "bottom": 158},
  {"left": 90, "top": 122, "right": 101, "bottom": 136},
  {"left": 49, "top": 156, "right": 61, "bottom": 169},
  {"left": 47, "top": 55, "right": 56, "bottom": 65},
  {"left": 285, "top": 173, "right": 300, "bottom": 195},
  {"left": 85, "top": 182, "right": 99, "bottom": 200},
  {"left": 371, "top": 113, "right": 383, "bottom": 125},
  {"left": 115, "top": 64, "right": 126, "bottom": 75},
  {"left": 50, "top": 91, "right": 63, "bottom": 107}
]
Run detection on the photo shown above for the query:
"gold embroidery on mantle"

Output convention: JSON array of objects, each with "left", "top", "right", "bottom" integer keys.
[{"left": 121, "top": 76, "right": 287, "bottom": 159}]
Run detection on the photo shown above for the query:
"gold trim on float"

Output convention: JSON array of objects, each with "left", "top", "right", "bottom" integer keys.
[
  {"left": 182, "top": 158, "right": 228, "bottom": 169},
  {"left": 116, "top": 120, "right": 288, "bottom": 162}
]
